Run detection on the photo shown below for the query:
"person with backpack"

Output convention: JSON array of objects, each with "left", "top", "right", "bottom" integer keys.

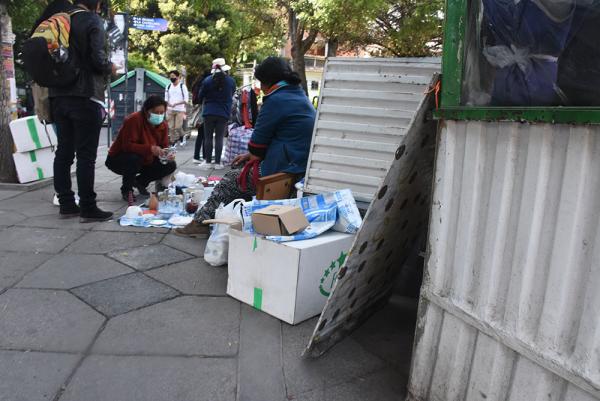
[
  {"left": 196, "top": 58, "right": 236, "bottom": 170},
  {"left": 165, "top": 70, "right": 189, "bottom": 146},
  {"left": 26, "top": 0, "right": 116, "bottom": 222}
]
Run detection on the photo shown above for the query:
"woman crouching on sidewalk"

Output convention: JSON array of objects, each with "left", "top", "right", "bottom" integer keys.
[
  {"left": 175, "top": 56, "right": 316, "bottom": 238},
  {"left": 106, "top": 96, "right": 177, "bottom": 201}
]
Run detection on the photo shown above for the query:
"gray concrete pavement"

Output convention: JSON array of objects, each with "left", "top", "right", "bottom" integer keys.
[{"left": 0, "top": 135, "right": 416, "bottom": 401}]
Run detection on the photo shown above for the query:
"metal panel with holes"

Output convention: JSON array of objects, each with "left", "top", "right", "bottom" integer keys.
[
  {"left": 304, "top": 57, "right": 441, "bottom": 203},
  {"left": 407, "top": 120, "right": 600, "bottom": 401},
  {"left": 305, "top": 78, "right": 439, "bottom": 356}
]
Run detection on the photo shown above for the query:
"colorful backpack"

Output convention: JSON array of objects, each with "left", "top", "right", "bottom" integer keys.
[{"left": 22, "top": 9, "right": 85, "bottom": 88}]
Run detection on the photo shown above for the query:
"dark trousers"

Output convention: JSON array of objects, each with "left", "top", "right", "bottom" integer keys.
[
  {"left": 203, "top": 115, "right": 227, "bottom": 164},
  {"left": 193, "top": 123, "right": 204, "bottom": 160},
  {"left": 105, "top": 153, "right": 176, "bottom": 193},
  {"left": 51, "top": 97, "right": 102, "bottom": 210}
]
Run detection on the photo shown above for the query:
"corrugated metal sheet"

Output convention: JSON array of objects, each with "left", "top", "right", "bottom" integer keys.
[
  {"left": 408, "top": 120, "right": 600, "bottom": 401},
  {"left": 304, "top": 57, "right": 440, "bottom": 203}
]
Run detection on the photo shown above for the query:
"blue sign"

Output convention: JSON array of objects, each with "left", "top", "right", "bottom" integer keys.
[{"left": 130, "top": 16, "right": 168, "bottom": 32}]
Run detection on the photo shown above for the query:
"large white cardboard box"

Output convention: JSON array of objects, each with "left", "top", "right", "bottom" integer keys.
[
  {"left": 13, "top": 148, "right": 54, "bottom": 183},
  {"left": 9, "top": 115, "right": 57, "bottom": 153},
  {"left": 227, "top": 229, "right": 355, "bottom": 325}
]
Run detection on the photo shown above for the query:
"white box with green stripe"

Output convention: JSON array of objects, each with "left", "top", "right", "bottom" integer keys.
[
  {"left": 227, "top": 228, "right": 355, "bottom": 325},
  {"left": 13, "top": 148, "right": 54, "bottom": 183},
  {"left": 9, "top": 116, "right": 57, "bottom": 152}
]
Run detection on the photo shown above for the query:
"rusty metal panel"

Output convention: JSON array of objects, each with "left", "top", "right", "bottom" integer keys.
[
  {"left": 407, "top": 120, "right": 600, "bottom": 401},
  {"left": 304, "top": 57, "right": 440, "bottom": 203}
]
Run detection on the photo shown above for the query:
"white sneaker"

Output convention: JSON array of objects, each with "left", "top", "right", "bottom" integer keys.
[
  {"left": 198, "top": 161, "right": 212, "bottom": 169},
  {"left": 53, "top": 194, "right": 80, "bottom": 205},
  {"left": 192, "top": 158, "right": 202, "bottom": 164},
  {"left": 213, "top": 163, "right": 224, "bottom": 170},
  {"left": 181, "top": 138, "right": 187, "bottom": 146}
]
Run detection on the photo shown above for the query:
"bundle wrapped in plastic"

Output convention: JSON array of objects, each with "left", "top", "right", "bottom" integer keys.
[{"left": 241, "top": 189, "right": 362, "bottom": 242}]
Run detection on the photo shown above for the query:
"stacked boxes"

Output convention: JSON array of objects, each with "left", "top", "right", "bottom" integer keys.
[{"left": 9, "top": 116, "right": 57, "bottom": 183}]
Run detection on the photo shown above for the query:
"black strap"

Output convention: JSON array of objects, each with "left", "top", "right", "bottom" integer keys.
[{"left": 167, "top": 83, "right": 186, "bottom": 102}]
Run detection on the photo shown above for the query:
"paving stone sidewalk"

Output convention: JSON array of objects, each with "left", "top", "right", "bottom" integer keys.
[{"left": 0, "top": 136, "right": 416, "bottom": 401}]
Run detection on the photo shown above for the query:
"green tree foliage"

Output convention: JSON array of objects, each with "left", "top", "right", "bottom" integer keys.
[
  {"left": 115, "top": 0, "right": 284, "bottom": 85},
  {"left": 359, "top": 0, "right": 444, "bottom": 57}
]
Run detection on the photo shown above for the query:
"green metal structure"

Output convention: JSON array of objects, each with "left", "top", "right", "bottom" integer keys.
[{"left": 439, "top": 0, "right": 600, "bottom": 124}]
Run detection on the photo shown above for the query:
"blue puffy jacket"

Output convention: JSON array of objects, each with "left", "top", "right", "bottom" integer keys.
[
  {"left": 198, "top": 74, "right": 236, "bottom": 119},
  {"left": 249, "top": 84, "right": 316, "bottom": 177}
]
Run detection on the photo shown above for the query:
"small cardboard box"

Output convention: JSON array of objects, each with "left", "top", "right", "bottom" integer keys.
[
  {"left": 227, "top": 228, "right": 355, "bottom": 324},
  {"left": 251, "top": 205, "right": 309, "bottom": 236},
  {"left": 9, "top": 116, "right": 57, "bottom": 153},
  {"left": 13, "top": 148, "right": 54, "bottom": 183}
]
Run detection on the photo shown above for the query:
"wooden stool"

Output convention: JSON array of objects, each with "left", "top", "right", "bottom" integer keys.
[{"left": 256, "top": 173, "right": 296, "bottom": 200}]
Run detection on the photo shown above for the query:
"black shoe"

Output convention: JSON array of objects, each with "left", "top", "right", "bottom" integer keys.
[
  {"left": 134, "top": 180, "right": 150, "bottom": 196},
  {"left": 59, "top": 203, "right": 80, "bottom": 219},
  {"left": 80, "top": 206, "right": 113, "bottom": 223},
  {"left": 155, "top": 182, "right": 167, "bottom": 193}
]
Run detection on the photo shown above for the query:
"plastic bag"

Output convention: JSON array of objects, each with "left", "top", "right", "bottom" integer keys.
[
  {"left": 323, "top": 189, "right": 362, "bottom": 234},
  {"left": 242, "top": 190, "right": 362, "bottom": 238},
  {"left": 242, "top": 194, "right": 339, "bottom": 242},
  {"left": 223, "top": 126, "right": 253, "bottom": 164},
  {"left": 204, "top": 199, "right": 244, "bottom": 266},
  {"left": 266, "top": 203, "right": 337, "bottom": 242}
]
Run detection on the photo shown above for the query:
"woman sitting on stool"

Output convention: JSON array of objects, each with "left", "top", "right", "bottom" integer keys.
[
  {"left": 106, "top": 96, "right": 176, "bottom": 201},
  {"left": 174, "top": 57, "right": 316, "bottom": 238}
]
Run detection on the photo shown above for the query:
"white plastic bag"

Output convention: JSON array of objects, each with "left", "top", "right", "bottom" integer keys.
[{"left": 204, "top": 199, "right": 244, "bottom": 266}]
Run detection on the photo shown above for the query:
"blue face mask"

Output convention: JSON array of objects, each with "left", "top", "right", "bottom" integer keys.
[{"left": 148, "top": 112, "right": 165, "bottom": 126}]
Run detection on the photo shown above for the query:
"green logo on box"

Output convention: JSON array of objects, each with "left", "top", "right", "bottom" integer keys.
[{"left": 319, "top": 251, "right": 347, "bottom": 297}]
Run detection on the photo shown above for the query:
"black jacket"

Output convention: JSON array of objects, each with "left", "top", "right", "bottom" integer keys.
[{"left": 49, "top": 8, "right": 112, "bottom": 100}]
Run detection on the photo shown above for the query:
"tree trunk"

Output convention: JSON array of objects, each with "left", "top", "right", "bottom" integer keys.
[
  {"left": 291, "top": 47, "right": 308, "bottom": 94},
  {"left": 287, "top": 8, "right": 318, "bottom": 96},
  {"left": 0, "top": 3, "right": 17, "bottom": 183},
  {"left": 326, "top": 37, "right": 339, "bottom": 58}
]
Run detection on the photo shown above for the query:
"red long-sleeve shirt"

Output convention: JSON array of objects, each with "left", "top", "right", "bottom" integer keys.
[{"left": 108, "top": 111, "right": 169, "bottom": 165}]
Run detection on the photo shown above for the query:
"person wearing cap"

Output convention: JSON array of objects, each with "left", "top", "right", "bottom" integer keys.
[
  {"left": 196, "top": 58, "right": 236, "bottom": 170},
  {"left": 175, "top": 56, "right": 315, "bottom": 238}
]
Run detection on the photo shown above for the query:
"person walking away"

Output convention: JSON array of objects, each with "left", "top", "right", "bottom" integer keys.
[
  {"left": 175, "top": 56, "right": 315, "bottom": 237},
  {"left": 197, "top": 58, "right": 236, "bottom": 170},
  {"left": 191, "top": 69, "right": 211, "bottom": 163},
  {"left": 165, "top": 70, "right": 189, "bottom": 146},
  {"left": 105, "top": 96, "right": 176, "bottom": 201},
  {"left": 49, "top": 0, "right": 117, "bottom": 222}
]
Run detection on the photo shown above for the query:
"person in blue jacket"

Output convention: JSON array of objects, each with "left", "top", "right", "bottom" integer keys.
[
  {"left": 196, "top": 58, "right": 236, "bottom": 169},
  {"left": 175, "top": 56, "right": 316, "bottom": 238}
]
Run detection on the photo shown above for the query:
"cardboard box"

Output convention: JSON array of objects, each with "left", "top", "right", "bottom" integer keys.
[
  {"left": 9, "top": 115, "right": 57, "bottom": 153},
  {"left": 13, "top": 148, "right": 54, "bottom": 183},
  {"left": 227, "top": 229, "right": 355, "bottom": 324},
  {"left": 251, "top": 205, "right": 309, "bottom": 236}
]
